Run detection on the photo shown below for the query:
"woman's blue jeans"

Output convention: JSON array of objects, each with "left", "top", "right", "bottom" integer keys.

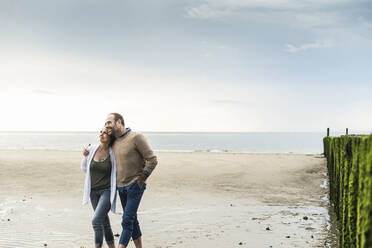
[
  {"left": 90, "top": 188, "right": 115, "bottom": 247},
  {"left": 117, "top": 181, "right": 146, "bottom": 246}
]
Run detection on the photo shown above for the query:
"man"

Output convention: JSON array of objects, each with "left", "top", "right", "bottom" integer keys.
[{"left": 87, "top": 112, "right": 158, "bottom": 248}]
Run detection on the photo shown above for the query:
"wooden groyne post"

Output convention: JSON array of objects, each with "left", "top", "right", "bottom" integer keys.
[{"left": 323, "top": 135, "right": 372, "bottom": 247}]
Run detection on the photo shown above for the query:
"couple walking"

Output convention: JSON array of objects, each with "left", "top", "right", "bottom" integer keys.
[{"left": 81, "top": 113, "right": 158, "bottom": 248}]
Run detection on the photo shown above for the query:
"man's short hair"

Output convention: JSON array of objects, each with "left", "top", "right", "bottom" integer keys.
[{"left": 110, "top": 112, "right": 125, "bottom": 126}]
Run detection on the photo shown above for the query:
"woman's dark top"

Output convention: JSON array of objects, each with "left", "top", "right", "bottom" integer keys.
[{"left": 90, "top": 156, "right": 111, "bottom": 190}]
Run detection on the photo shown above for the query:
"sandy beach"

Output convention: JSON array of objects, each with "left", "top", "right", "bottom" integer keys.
[{"left": 0, "top": 150, "right": 336, "bottom": 247}]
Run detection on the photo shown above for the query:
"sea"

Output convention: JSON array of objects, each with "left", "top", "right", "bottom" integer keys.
[{"left": 0, "top": 131, "right": 363, "bottom": 154}]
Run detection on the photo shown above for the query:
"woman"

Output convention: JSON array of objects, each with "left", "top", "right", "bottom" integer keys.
[{"left": 81, "top": 127, "right": 117, "bottom": 248}]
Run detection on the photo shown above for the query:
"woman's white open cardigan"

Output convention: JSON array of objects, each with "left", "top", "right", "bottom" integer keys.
[{"left": 81, "top": 144, "right": 117, "bottom": 213}]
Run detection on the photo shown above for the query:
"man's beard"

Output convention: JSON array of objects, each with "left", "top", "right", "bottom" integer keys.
[{"left": 106, "top": 127, "right": 114, "bottom": 135}]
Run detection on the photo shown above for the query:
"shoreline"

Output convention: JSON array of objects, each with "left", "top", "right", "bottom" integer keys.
[{"left": 0, "top": 149, "right": 324, "bottom": 155}]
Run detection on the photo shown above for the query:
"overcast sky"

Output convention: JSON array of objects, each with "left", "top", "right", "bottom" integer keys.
[{"left": 0, "top": 0, "right": 371, "bottom": 132}]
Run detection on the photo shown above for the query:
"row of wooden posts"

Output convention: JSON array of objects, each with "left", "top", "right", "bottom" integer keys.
[{"left": 326, "top": 128, "right": 348, "bottom": 137}]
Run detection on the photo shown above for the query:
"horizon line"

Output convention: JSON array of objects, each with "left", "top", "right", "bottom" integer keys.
[{"left": 0, "top": 130, "right": 369, "bottom": 134}]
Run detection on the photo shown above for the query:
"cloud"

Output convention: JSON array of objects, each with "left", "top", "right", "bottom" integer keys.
[
  {"left": 185, "top": 0, "right": 354, "bottom": 20},
  {"left": 186, "top": 0, "right": 304, "bottom": 19},
  {"left": 285, "top": 40, "right": 334, "bottom": 53},
  {"left": 184, "top": 0, "right": 371, "bottom": 34},
  {"left": 187, "top": 4, "right": 233, "bottom": 19}
]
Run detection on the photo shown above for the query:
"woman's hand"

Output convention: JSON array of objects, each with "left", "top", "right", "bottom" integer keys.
[{"left": 83, "top": 144, "right": 91, "bottom": 157}]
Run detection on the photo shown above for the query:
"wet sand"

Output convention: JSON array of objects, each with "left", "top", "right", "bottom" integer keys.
[{"left": 0, "top": 151, "right": 337, "bottom": 247}]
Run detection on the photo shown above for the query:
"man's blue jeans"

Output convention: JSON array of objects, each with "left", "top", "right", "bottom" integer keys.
[{"left": 117, "top": 181, "right": 146, "bottom": 246}]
